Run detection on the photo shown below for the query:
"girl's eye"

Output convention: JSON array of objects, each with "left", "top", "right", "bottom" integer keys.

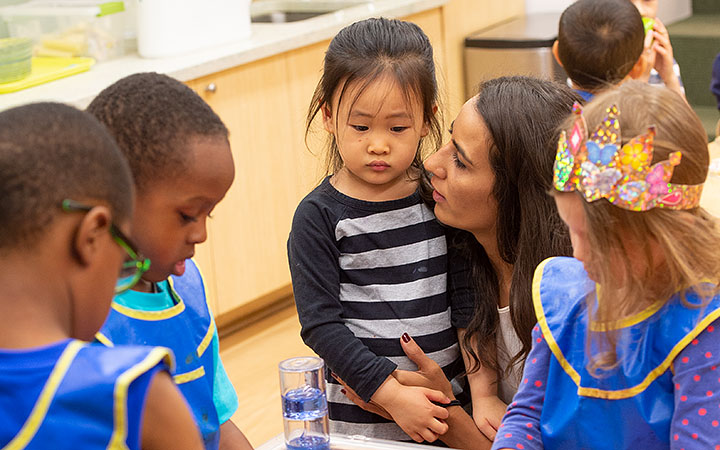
[
  {"left": 180, "top": 212, "right": 198, "bottom": 223},
  {"left": 452, "top": 152, "right": 466, "bottom": 169},
  {"left": 391, "top": 126, "right": 408, "bottom": 132},
  {"left": 351, "top": 125, "right": 368, "bottom": 132}
]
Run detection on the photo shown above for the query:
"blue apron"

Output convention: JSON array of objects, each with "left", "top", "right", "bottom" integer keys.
[
  {"left": 98, "top": 259, "right": 220, "bottom": 449},
  {"left": 0, "top": 340, "right": 171, "bottom": 450},
  {"left": 534, "top": 257, "right": 720, "bottom": 449}
]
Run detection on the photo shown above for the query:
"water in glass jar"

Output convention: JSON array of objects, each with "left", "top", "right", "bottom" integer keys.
[{"left": 282, "top": 385, "right": 329, "bottom": 450}]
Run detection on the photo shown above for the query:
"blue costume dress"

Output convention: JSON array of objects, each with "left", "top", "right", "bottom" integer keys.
[
  {"left": 98, "top": 260, "right": 224, "bottom": 449},
  {"left": 493, "top": 257, "right": 720, "bottom": 449},
  {"left": 0, "top": 339, "right": 171, "bottom": 449}
]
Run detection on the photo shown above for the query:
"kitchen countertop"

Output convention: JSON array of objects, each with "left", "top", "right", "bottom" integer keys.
[{"left": 0, "top": 0, "right": 446, "bottom": 111}]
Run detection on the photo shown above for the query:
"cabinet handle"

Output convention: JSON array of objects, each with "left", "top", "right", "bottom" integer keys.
[{"left": 206, "top": 82, "right": 217, "bottom": 93}]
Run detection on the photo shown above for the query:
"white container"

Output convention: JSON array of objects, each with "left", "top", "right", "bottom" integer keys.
[
  {"left": 0, "top": 1, "right": 128, "bottom": 61},
  {"left": 136, "top": 0, "right": 251, "bottom": 59}
]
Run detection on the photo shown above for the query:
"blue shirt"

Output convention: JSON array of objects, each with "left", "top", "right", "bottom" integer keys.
[{"left": 110, "top": 280, "right": 237, "bottom": 424}]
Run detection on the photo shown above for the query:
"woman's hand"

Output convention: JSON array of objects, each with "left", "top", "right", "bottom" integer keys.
[
  {"left": 471, "top": 395, "right": 508, "bottom": 441},
  {"left": 393, "top": 333, "right": 455, "bottom": 398}
]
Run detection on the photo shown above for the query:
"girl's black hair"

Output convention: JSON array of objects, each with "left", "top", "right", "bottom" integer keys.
[
  {"left": 459, "top": 76, "right": 579, "bottom": 376},
  {"left": 306, "top": 17, "right": 442, "bottom": 177}
]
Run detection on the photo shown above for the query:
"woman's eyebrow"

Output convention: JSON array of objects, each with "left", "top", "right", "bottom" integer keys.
[{"left": 453, "top": 138, "right": 473, "bottom": 165}]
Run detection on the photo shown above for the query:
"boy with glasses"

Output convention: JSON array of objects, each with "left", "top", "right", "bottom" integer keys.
[
  {"left": 0, "top": 102, "right": 203, "bottom": 449},
  {"left": 88, "top": 72, "right": 251, "bottom": 450}
]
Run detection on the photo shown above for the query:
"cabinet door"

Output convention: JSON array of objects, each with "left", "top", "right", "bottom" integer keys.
[{"left": 191, "top": 54, "right": 299, "bottom": 315}]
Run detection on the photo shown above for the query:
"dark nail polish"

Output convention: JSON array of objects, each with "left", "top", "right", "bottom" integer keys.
[
  {"left": 402, "top": 333, "right": 410, "bottom": 343},
  {"left": 340, "top": 389, "right": 346, "bottom": 395}
]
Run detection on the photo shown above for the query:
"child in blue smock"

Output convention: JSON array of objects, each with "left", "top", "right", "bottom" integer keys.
[
  {"left": 494, "top": 82, "right": 720, "bottom": 449},
  {"left": 87, "top": 73, "right": 252, "bottom": 450},
  {"left": 0, "top": 103, "right": 203, "bottom": 449}
]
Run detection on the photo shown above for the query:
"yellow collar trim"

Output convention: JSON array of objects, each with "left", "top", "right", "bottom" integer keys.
[
  {"left": 534, "top": 258, "right": 720, "bottom": 399},
  {"left": 106, "top": 347, "right": 173, "bottom": 450},
  {"left": 111, "top": 286, "right": 185, "bottom": 321},
  {"left": 589, "top": 297, "right": 665, "bottom": 332},
  {"left": 1, "top": 340, "right": 84, "bottom": 450}
]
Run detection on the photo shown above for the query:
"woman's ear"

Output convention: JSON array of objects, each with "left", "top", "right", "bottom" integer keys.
[
  {"left": 73, "top": 206, "right": 112, "bottom": 267},
  {"left": 321, "top": 103, "right": 334, "bottom": 134}
]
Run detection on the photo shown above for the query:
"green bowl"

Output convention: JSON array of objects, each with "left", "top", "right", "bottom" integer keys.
[{"left": 0, "top": 37, "right": 32, "bottom": 84}]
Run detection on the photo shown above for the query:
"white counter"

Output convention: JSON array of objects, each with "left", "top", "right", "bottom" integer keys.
[
  {"left": 256, "top": 433, "right": 451, "bottom": 450},
  {"left": 0, "top": 0, "right": 446, "bottom": 111}
]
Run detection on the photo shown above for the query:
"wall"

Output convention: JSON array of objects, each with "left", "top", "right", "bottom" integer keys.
[{"left": 525, "top": 0, "right": 692, "bottom": 23}]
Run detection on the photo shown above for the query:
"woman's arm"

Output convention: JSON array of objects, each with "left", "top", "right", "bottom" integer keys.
[
  {"left": 458, "top": 329, "right": 508, "bottom": 440},
  {"left": 491, "top": 325, "right": 548, "bottom": 450}
]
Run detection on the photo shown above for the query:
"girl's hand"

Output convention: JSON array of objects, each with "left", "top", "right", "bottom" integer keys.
[
  {"left": 393, "top": 333, "right": 454, "bottom": 398},
  {"left": 371, "top": 376, "right": 451, "bottom": 443},
  {"left": 332, "top": 373, "right": 392, "bottom": 420},
  {"left": 471, "top": 395, "right": 508, "bottom": 441}
]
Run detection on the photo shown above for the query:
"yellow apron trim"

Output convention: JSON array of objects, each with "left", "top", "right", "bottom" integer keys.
[
  {"left": 173, "top": 366, "right": 206, "bottom": 385},
  {"left": 197, "top": 322, "right": 214, "bottom": 357},
  {"left": 535, "top": 258, "right": 720, "bottom": 399},
  {"left": 107, "top": 347, "right": 173, "bottom": 450},
  {"left": 533, "top": 257, "right": 582, "bottom": 386},
  {"left": 2, "top": 340, "right": 84, "bottom": 450},
  {"left": 111, "top": 299, "right": 185, "bottom": 321},
  {"left": 95, "top": 332, "right": 114, "bottom": 347}
]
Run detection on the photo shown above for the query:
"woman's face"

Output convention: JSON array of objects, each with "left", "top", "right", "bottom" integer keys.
[{"left": 424, "top": 97, "right": 497, "bottom": 238}]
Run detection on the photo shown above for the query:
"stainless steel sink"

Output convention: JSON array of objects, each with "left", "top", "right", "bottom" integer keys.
[{"left": 250, "top": 0, "right": 371, "bottom": 23}]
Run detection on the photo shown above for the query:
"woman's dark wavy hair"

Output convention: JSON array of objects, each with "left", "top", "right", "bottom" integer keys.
[
  {"left": 459, "top": 76, "right": 578, "bottom": 376},
  {"left": 305, "top": 17, "right": 443, "bottom": 177}
]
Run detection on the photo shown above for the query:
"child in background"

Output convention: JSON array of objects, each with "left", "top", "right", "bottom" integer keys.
[
  {"left": 493, "top": 81, "right": 720, "bottom": 449},
  {"left": 87, "top": 73, "right": 252, "bottom": 450},
  {"left": 0, "top": 103, "right": 203, "bottom": 450},
  {"left": 553, "top": 0, "right": 646, "bottom": 102},
  {"left": 629, "top": 0, "right": 686, "bottom": 98},
  {"left": 288, "top": 17, "right": 470, "bottom": 443}
]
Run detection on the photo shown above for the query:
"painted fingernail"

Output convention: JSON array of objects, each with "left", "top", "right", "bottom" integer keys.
[
  {"left": 340, "top": 389, "right": 346, "bottom": 395},
  {"left": 402, "top": 333, "right": 410, "bottom": 343},
  {"left": 331, "top": 372, "right": 337, "bottom": 378}
]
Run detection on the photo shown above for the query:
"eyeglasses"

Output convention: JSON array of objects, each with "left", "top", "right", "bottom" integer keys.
[{"left": 61, "top": 199, "right": 151, "bottom": 293}]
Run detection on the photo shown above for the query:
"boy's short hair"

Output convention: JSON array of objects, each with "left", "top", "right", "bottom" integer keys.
[
  {"left": 0, "top": 102, "right": 133, "bottom": 251},
  {"left": 86, "top": 72, "right": 229, "bottom": 191},
  {"left": 558, "top": 0, "right": 644, "bottom": 91}
]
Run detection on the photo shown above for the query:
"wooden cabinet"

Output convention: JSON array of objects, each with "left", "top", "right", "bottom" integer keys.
[{"left": 186, "top": 5, "right": 520, "bottom": 324}]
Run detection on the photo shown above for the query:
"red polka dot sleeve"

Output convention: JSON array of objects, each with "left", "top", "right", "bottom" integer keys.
[
  {"left": 491, "top": 324, "right": 547, "bottom": 450},
  {"left": 670, "top": 317, "right": 720, "bottom": 449}
]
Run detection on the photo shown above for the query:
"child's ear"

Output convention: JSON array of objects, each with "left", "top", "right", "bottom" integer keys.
[
  {"left": 73, "top": 206, "right": 112, "bottom": 267},
  {"left": 628, "top": 53, "right": 649, "bottom": 80},
  {"left": 552, "top": 40, "right": 563, "bottom": 67},
  {"left": 420, "top": 105, "right": 439, "bottom": 138},
  {"left": 321, "top": 103, "right": 334, "bottom": 134}
]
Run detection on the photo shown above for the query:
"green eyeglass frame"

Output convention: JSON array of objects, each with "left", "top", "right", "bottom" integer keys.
[{"left": 61, "top": 199, "right": 151, "bottom": 293}]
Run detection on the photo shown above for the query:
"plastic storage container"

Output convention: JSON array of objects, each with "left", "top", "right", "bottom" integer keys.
[
  {"left": 0, "top": 37, "right": 32, "bottom": 83},
  {"left": 0, "top": 1, "right": 128, "bottom": 61},
  {"left": 464, "top": 12, "right": 565, "bottom": 98},
  {"left": 136, "top": 0, "right": 251, "bottom": 59}
]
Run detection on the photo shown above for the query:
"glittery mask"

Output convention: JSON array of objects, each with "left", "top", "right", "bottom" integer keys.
[{"left": 553, "top": 103, "right": 703, "bottom": 211}]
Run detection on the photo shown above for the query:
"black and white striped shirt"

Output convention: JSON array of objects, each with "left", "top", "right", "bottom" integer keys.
[{"left": 288, "top": 177, "right": 472, "bottom": 441}]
